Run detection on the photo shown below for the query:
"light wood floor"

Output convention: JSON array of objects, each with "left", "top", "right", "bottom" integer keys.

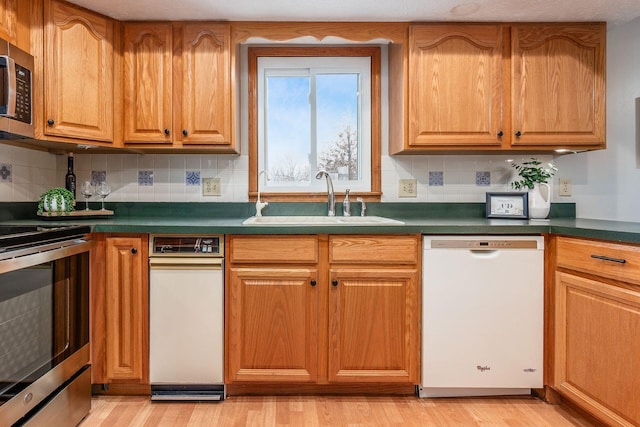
[{"left": 80, "top": 395, "right": 596, "bottom": 426}]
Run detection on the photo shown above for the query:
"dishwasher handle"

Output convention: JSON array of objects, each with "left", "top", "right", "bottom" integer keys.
[{"left": 149, "top": 257, "right": 223, "bottom": 269}]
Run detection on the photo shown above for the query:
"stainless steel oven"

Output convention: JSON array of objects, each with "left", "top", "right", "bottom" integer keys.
[{"left": 0, "top": 225, "right": 92, "bottom": 426}]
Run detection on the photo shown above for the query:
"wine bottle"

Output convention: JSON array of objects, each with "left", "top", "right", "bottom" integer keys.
[{"left": 65, "top": 152, "right": 76, "bottom": 204}]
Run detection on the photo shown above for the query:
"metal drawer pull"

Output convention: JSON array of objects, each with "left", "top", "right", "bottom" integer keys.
[{"left": 590, "top": 254, "right": 626, "bottom": 264}]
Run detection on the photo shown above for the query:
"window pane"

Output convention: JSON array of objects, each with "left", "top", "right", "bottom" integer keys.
[
  {"left": 316, "top": 74, "right": 360, "bottom": 182},
  {"left": 265, "top": 76, "right": 311, "bottom": 183}
]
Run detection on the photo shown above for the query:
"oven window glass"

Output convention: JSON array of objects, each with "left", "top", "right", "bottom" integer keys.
[{"left": 0, "top": 253, "right": 89, "bottom": 405}]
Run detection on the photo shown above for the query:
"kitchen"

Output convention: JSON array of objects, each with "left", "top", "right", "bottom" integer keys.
[{"left": 1, "top": 0, "right": 639, "bottom": 426}]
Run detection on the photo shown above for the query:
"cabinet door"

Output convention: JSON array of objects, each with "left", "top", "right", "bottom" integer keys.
[
  {"left": 0, "top": 0, "right": 16, "bottom": 43},
  {"left": 226, "top": 267, "right": 318, "bottom": 382},
  {"left": 44, "top": 0, "right": 114, "bottom": 142},
  {"left": 555, "top": 272, "right": 640, "bottom": 426},
  {"left": 104, "top": 236, "right": 148, "bottom": 383},
  {"left": 409, "top": 24, "right": 505, "bottom": 148},
  {"left": 123, "top": 23, "right": 173, "bottom": 144},
  {"left": 511, "top": 24, "right": 605, "bottom": 147},
  {"left": 178, "top": 23, "right": 232, "bottom": 147},
  {"left": 328, "top": 268, "right": 419, "bottom": 383}
]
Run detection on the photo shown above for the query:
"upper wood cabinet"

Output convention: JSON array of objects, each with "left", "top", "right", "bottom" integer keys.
[
  {"left": 398, "top": 22, "right": 605, "bottom": 153},
  {"left": 511, "top": 24, "right": 605, "bottom": 147},
  {"left": 44, "top": 0, "right": 115, "bottom": 143},
  {"left": 0, "top": 0, "right": 16, "bottom": 43},
  {"left": 122, "top": 22, "right": 173, "bottom": 143},
  {"left": 122, "top": 22, "right": 235, "bottom": 151},
  {"left": 408, "top": 24, "right": 505, "bottom": 149}
]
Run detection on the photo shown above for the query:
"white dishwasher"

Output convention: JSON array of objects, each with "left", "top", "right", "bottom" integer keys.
[
  {"left": 149, "top": 234, "right": 224, "bottom": 401},
  {"left": 419, "top": 235, "right": 544, "bottom": 398}
]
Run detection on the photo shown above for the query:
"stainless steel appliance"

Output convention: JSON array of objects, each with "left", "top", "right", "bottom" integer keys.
[
  {"left": 0, "top": 225, "right": 92, "bottom": 426},
  {"left": 420, "top": 235, "right": 544, "bottom": 398},
  {"left": 0, "top": 38, "right": 33, "bottom": 139},
  {"left": 149, "top": 234, "right": 225, "bottom": 401}
]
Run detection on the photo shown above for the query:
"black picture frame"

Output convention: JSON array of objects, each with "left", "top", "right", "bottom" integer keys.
[{"left": 486, "top": 192, "right": 529, "bottom": 219}]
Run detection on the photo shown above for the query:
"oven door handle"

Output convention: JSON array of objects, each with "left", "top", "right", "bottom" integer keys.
[{"left": 0, "top": 240, "right": 94, "bottom": 274}]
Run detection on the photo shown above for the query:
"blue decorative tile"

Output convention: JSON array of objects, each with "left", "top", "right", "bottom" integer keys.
[
  {"left": 0, "top": 163, "right": 12, "bottom": 182},
  {"left": 428, "top": 171, "right": 444, "bottom": 186},
  {"left": 476, "top": 171, "right": 491, "bottom": 186},
  {"left": 186, "top": 170, "right": 200, "bottom": 186},
  {"left": 138, "top": 170, "right": 154, "bottom": 186},
  {"left": 91, "top": 170, "right": 106, "bottom": 185}
]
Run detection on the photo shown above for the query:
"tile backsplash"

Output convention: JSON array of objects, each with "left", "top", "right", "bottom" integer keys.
[{"left": 0, "top": 144, "right": 554, "bottom": 204}]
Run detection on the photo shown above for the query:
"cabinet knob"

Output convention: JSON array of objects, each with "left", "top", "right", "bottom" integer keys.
[
  {"left": 310, "top": 280, "right": 317, "bottom": 287},
  {"left": 131, "top": 248, "right": 138, "bottom": 254},
  {"left": 47, "top": 119, "right": 54, "bottom": 126},
  {"left": 182, "top": 129, "right": 188, "bottom": 136},
  {"left": 164, "top": 128, "right": 170, "bottom": 136},
  {"left": 497, "top": 131, "right": 503, "bottom": 137},
  {"left": 515, "top": 131, "right": 522, "bottom": 137},
  {"left": 332, "top": 279, "right": 338, "bottom": 287}
]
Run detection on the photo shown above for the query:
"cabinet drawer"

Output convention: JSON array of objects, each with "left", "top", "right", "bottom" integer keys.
[
  {"left": 330, "top": 235, "right": 419, "bottom": 265},
  {"left": 229, "top": 235, "right": 318, "bottom": 264},
  {"left": 556, "top": 237, "right": 640, "bottom": 286}
]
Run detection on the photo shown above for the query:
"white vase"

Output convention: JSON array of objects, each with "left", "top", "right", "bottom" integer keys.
[
  {"left": 43, "top": 195, "right": 66, "bottom": 212},
  {"left": 528, "top": 183, "right": 550, "bottom": 219}
]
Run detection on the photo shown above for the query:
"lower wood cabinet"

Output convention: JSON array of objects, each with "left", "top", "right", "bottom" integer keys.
[
  {"left": 90, "top": 234, "right": 149, "bottom": 387},
  {"left": 226, "top": 234, "right": 421, "bottom": 388},
  {"left": 553, "top": 237, "right": 640, "bottom": 426}
]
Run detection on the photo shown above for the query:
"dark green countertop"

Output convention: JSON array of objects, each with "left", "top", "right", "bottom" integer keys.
[{"left": 3, "top": 201, "right": 640, "bottom": 244}]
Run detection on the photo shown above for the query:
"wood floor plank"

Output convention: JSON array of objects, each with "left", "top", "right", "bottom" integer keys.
[{"left": 80, "top": 395, "right": 596, "bottom": 427}]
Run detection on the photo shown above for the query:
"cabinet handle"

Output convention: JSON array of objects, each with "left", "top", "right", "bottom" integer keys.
[
  {"left": 182, "top": 129, "right": 188, "bottom": 136},
  {"left": 310, "top": 280, "right": 316, "bottom": 287},
  {"left": 131, "top": 248, "right": 138, "bottom": 255},
  {"left": 332, "top": 279, "right": 338, "bottom": 287},
  {"left": 47, "top": 119, "right": 54, "bottom": 126},
  {"left": 164, "top": 128, "right": 170, "bottom": 135},
  {"left": 590, "top": 254, "right": 626, "bottom": 264},
  {"left": 515, "top": 131, "right": 522, "bottom": 137},
  {"left": 497, "top": 131, "right": 503, "bottom": 137}
]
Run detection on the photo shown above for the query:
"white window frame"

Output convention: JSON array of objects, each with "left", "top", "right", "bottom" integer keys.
[{"left": 257, "top": 56, "right": 372, "bottom": 193}]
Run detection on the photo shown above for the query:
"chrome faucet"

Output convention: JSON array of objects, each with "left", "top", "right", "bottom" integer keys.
[
  {"left": 255, "top": 170, "right": 269, "bottom": 216},
  {"left": 315, "top": 170, "right": 335, "bottom": 216},
  {"left": 356, "top": 197, "right": 367, "bottom": 217}
]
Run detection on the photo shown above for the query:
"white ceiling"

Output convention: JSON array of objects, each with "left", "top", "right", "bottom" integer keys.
[{"left": 67, "top": 0, "right": 640, "bottom": 28}]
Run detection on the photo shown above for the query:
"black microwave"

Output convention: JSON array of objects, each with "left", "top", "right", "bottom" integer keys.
[{"left": 0, "top": 38, "right": 33, "bottom": 139}]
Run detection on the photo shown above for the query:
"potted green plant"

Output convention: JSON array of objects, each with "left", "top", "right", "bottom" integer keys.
[
  {"left": 510, "top": 158, "right": 557, "bottom": 219},
  {"left": 38, "top": 187, "right": 75, "bottom": 216}
]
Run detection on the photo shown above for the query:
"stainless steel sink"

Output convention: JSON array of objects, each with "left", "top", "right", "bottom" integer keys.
[{"left": 242, "top": 215, "right": 404, "bottom": 226}]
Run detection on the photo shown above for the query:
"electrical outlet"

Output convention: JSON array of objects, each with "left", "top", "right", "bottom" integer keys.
[
  {"left": 398, "top": 179, "right": 417, "bottom": 197},
  {"left": 558, "top": 178, "right": 572, "bottom": 197},
  {"left": 202, "top": 178, "right": 221, "bottom": 196}
]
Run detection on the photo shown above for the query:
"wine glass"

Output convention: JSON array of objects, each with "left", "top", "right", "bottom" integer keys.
[
  {"left": 80, "top": 181, "right": 94, "bottom": 211},
  {"left": 96, "top": 182, "right": 111, "bottom": 211}
]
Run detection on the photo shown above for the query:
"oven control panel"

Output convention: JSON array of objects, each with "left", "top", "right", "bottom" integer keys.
[{"left": 150, "top": 235, "right": 223, "bottom": 257}]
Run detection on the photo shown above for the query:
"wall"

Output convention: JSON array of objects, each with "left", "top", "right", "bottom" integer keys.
[
  {"left": 554, "top": 16, "right": 640, "bottom": 222},
  {"left": 0, "top": 139, "right": 555, "bottom": 205}
]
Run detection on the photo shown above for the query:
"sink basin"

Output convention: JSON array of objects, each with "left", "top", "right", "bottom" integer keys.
[{"left": 242, "top": 215, "right": 404, "bottom": 226}]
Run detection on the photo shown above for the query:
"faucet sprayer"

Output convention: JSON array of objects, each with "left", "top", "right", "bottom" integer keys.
[{"left": 256, "top": 170, "right": 269, "bottom": 216}]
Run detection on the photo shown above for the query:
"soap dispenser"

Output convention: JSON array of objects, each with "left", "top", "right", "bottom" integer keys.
[{"left": 343, "top": 189, "right": 351, "bottom": 217}]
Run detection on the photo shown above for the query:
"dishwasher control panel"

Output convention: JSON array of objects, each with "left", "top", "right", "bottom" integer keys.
[{"left": 150, "top": 235, "right": 223, "bottom": 256}]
